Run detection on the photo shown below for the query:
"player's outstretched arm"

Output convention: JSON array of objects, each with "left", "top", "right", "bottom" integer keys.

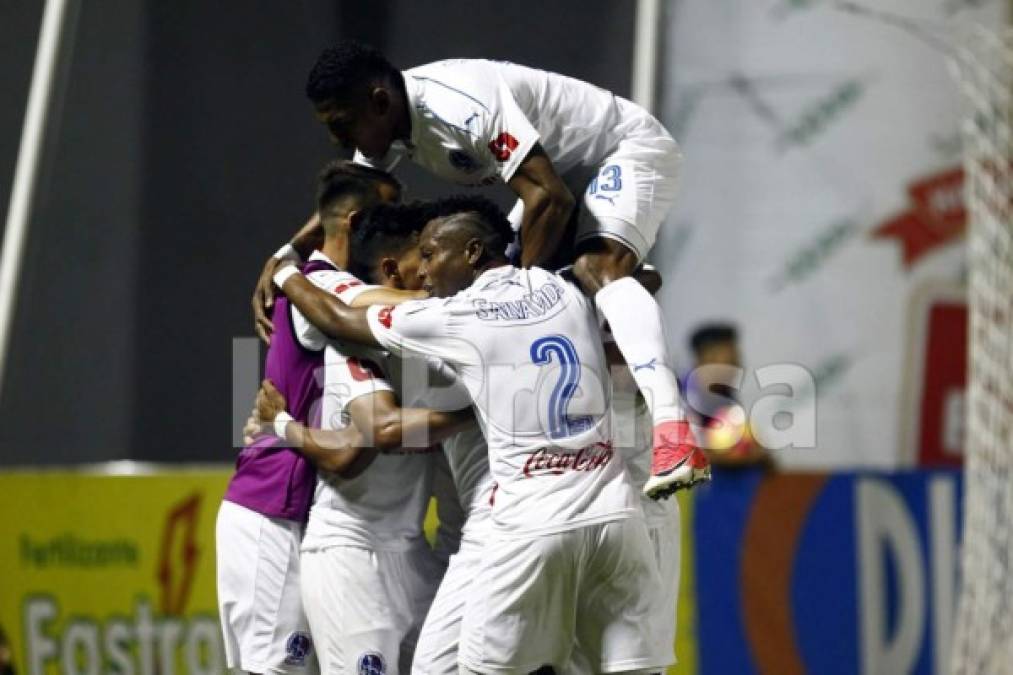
[
  {"left": 250, "top": 379, "right": 371, "bottom": 477},
  {"left": 274, "top": 266, "right": 380, "bottom": 347},
  {"left": 292, "top": 396, "right": 471, "bottom": 478},
  {"left": 346, "top": 286, "right": 427, "bottom": 308},
  {"left": 252, "top": 212, "right": 324, "bottom": 343},
  {"left": 252, "top": 380, "right": 473, "bottom": 478},
  {"left": 507, "top": 143, "right": 575, "bottom": 269},
  {"left": 346, "top": 391, "right": 474, "bottom": 454},
  {"left": 289, "top": 423, "right": 375, "bottom": 478}
]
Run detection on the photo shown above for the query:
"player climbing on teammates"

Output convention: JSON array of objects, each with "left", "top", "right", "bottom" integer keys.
[{"left": 300, "top": 41, "right": 709, "bottom": 498}]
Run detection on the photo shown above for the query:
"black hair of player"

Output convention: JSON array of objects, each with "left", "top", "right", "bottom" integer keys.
[
  {"left": 317, "top": 159, "right": 403, "bottom": 206},
  {"left": 349, "top": 201, "right": 434, "bottom": 280},
  {"left": 429, "top": 195, "right": 514, "bottom": 263},
  {"left": 690, "top": 323, "right": 738, "bottom": 354},
  {"left": 316, "top": 166, "right": 376, "bottom": 213},
  {"left": 314, "top": 163, "right": 383, "bottom": 237},
  {"left": 306, "top": 41, "right": 403, "bottom": 104}
]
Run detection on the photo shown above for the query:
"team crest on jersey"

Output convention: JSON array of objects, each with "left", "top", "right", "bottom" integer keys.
[
  {"left": 284, "top": 632, "right": 312, "bottom": 666},
  {"left": 448, "top": 149, "right": 480, "bottom": 173},
  {"left": 358, "top": 652, "right": 386, "bottom": 675}
]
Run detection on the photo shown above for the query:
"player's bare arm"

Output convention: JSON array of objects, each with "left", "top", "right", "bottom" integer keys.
[
  {"left": 346, "top": 390, "right": 474, "bottom": 453},
  {"left": 249, "top": 379, "right": 367, "bottom": 476},
  {"left": 347, "top": 286, "right": 427, "bottom": 307},
  {"left": 508, "top": 143, "right": 575, "bottom": 269},
  {"left": 287, "top": 392, "right": 470, "bottom": 477},
  {"left": 570, "top": 237, "right": 642, "bottom": 295},
  {"left": 253, "top": 376, "right": 473, "bottom": 477},
  {"left": 289, "top": 423, "right": 375, "bottom": 478},
  {"left": 274, "top": 266, "right": 385, "bottom": 348},
  {"left": 252, "top": 160, "right": 402, "bottom": 343},
  {"left": 252, "top": 213, "right": 325, "bottom": 344}
]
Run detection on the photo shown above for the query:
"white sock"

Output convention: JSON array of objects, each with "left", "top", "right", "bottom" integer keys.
[{"left": 595, "top": 277, "right": 683, "bottom": 425}]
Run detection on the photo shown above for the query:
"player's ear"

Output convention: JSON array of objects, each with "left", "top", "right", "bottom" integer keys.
[
  {"left": 346, "top": 210, "right": 363, "bottom": 232},
  {"left": 379, "top": 257, "right": 400, "bottom": 283},
  {"left": 370, "top": 86, "right": 390, "bottom": 115},
  {"left": 465, "top": 238, "right": 484, "bottom": 265}
]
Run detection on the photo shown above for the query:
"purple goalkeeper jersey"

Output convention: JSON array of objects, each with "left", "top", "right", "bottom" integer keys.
[{"left": 223, "top": 257, "right": 336, "bottom": 522}]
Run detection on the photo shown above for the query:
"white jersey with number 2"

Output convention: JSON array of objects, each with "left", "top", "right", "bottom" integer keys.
[{"left": 367, "top": 265, "right": 639, "bottom": 537}]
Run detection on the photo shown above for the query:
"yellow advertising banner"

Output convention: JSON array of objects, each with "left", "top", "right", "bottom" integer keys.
[
  {"left": 0, "top": 468, "right": 230, "bottom": 675},
  {"left": 0, "top": 468, "right": 698, "bottom": 675}
]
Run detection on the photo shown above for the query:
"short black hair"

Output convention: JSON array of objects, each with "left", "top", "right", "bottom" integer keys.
[
  {"left": 306, "top": 41, "right": 401, "bottom": 104},
  {"left": 428, "top": 195, "right": 514, "bottom": 261},
  {"left": 350, "top": 201, "right": 433, "bottom": 280},
  {"left": 316, "top": 159, "right": 403, "bottom": 207},
  {"left": 690, "top": 323, "right": 738, "bottom": 353},
  {"left": 315, "top": 161, "right": 381, "bottom": 215}
]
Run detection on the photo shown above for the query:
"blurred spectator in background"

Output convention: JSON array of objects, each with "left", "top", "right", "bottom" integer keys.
[
  {"left": 0, "top": 623, "right": 14, "bottom": 675},
  {"left": 683, "top": 323, "right": 774, "bottom": 470}
]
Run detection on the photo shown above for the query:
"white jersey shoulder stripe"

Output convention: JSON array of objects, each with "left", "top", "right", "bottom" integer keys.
[
  {"left": 414, "top": 102, "right": 481, "bottom": 139},
  {"left": 411, "top": 75, "right": 491, "bottom": 114}
]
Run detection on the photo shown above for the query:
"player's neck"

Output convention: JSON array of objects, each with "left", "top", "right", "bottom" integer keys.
[
  {"left": 320, "top": 235, "right": 350, "bottom": 271},
  {"left": 393, "top": 74, "right": 412, "bottom": 140},
  {"left": 474, "top": 259, "right": 508, "bottom": 280}
]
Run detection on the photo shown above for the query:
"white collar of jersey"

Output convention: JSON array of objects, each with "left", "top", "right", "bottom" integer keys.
[
  {"left": 404, "top": 74, "right": 424, "bottom": 150},
  {"left": 308, "top": 249, "right": 339, "bottom": 268},
  {"left": 472, "top": 264, "right": 517, "bottom": 286}
]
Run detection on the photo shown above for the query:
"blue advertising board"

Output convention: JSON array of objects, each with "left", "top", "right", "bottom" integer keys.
[{"left": 692, "top": 470, "right": 962, "bottom": 675}]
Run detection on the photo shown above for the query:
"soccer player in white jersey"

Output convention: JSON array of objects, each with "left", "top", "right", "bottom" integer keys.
[
  {"left": 271, "top": 196, "right": 672, "bottom": 673},
  {"left": 352, "top": 203, "right": 676, "bottom": 674},
  {"left": 299, "top": 41, "right": 709, "bottom": 499},
  {"left": 246, "top": 168, "right": 475, "bottom": 674},
  {"left": 346, "top": 201, "right": 496, "bottom": 674},
  {"left": 218, "top": 162, "right": 406, "bottom": 675},
  {"left": 260, "top": 200, "right": 678, "bottom": 673},
  {"left": 250, "top": 191, "right": 499, "bottom": 672}
]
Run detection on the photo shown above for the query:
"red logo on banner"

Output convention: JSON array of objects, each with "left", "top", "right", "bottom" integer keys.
[
  {"left": 917, "top": 302, "right": 966, "bottom": 467},
  {"left": 873, "top": 167, "right": 965, "bottom": 268},
  {"left": 157, "top": 493, "right": 201, "bottom": 615}
]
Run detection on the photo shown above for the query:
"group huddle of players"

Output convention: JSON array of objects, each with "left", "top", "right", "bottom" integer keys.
[{"left": 218, "top": 41, "right": 711, "bottom": 675}]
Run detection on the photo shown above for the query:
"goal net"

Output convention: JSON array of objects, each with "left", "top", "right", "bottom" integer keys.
[{"left": 951, "top": 24, "right": 1013, "bottom": 675}]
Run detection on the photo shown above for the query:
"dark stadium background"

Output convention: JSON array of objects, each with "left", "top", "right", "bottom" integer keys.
[
  {"left": 0, "top": 0, "right": 637, "bottom": 464},
  {"left": 4, "top": 3, "right": 1012, "bottom": 673}
]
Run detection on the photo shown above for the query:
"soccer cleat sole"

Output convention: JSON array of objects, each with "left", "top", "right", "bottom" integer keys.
[{"left": 643, "top": 463, "right": 712, "bottom": 500}]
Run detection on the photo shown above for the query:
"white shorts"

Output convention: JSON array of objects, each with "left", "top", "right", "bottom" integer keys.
[
  {"left": 459, "top": 518, "right": 671, "bottom": 674},
  {"left": 300, "top": 544, "right": 442, "bottom": 675},
  {"left": 573, "top": 125, "right": 681, "bottom": 261},
  {"left": 411, "top": 538, "right": 483, "bottom": 674},
  {"left": 647, "top": 511, "right": 680, "bottom": 663},
  {"left": 216, "top": 500, "right": 317, "bottom": 674}
]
